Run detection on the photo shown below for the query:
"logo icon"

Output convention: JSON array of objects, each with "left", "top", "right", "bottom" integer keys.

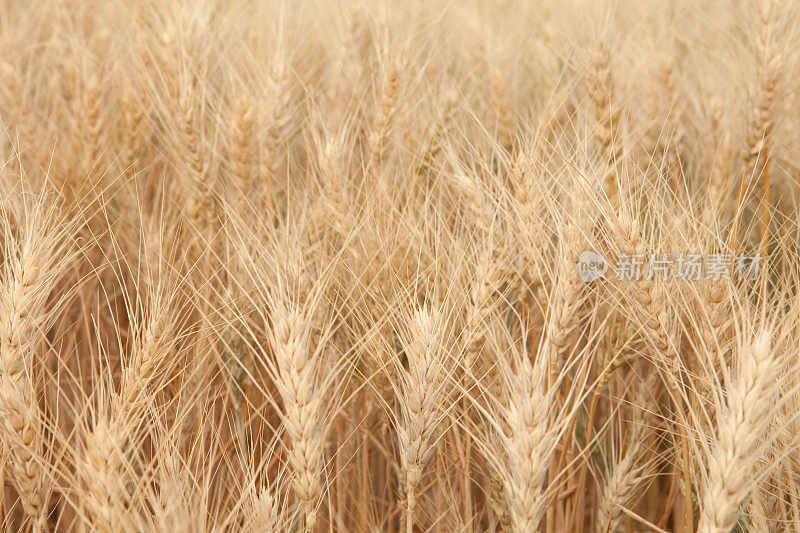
[{"left": 577, "top": 251, "right": 609, "bottom": 282}]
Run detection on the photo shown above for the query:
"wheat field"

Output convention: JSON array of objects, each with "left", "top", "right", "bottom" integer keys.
[{"left": 1, "top": 0, "right": 799, "bottom": 531}]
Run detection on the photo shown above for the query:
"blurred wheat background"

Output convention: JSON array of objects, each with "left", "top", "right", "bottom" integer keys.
[{"left": 1, "top": 0, "right": 800, "bottom": 531}]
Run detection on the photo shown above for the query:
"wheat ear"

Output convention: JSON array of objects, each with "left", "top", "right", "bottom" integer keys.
[
  {"left": 259, "top": 62, "right": 293, "bottom": 216},
  {"left": 495, "top": 339, "right": 559, "bottom": 533},
  {"left": 81, "top": 419, "right": 130, "bottom": 532},
  {"left": 697, "top": 330, "right": 779, "bottom": 533},
  {"left": 586, "top": 40, "right": 621, "bottom": 199},
  {"left": 269, "top": 300, "right": 325, "bottom": 532},
  {"left": 83, "top": 74, "right": 103, "bottom": 175},
  {"left": 178, "top": 82, "right": 214, "bottom": 234},
  {"left": 368, "top": 62, "right": 399, "bottom": 176},
  {"left": 81, "top": 288, "right": 176, "bottom": 531},
  {"left": 546, "top": 215, "right": 586, "bottom": 379},
  {"left": 396, "top": 306, "right": 449, "bottom": 533},
  {"left": 228, "top": 95, "right": 255, "bottom": 201},
  {"left": 316, "top": 134, "right": 351, "bottom": 238},
  {"left": 121, "top": 88, "right": 146, "bottom": 171},
  {"left": 490, "top": 68, "right": 514, "bottom": 153},
  {"left": 464, "top": 248, "right": 504, "bottom": 369},
  {"left": 1, "top": 61, "right": 38, "bottom": 168},
  {"left": 0, "top": 191, "right": 75, "bottom": 530},
  {"left": 243, "top": 486, "right": 281, "bottom": 532},
  {"left": 745, "top": 0, "right": 782, "bottom": 247},
  {"left": 596, "top": 388, "right": 654, "bottom": 533}
]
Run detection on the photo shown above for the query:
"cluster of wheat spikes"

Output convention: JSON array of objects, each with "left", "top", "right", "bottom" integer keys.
[{"left": 3, "top": 0, "right": 800, "bottom": 531}]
